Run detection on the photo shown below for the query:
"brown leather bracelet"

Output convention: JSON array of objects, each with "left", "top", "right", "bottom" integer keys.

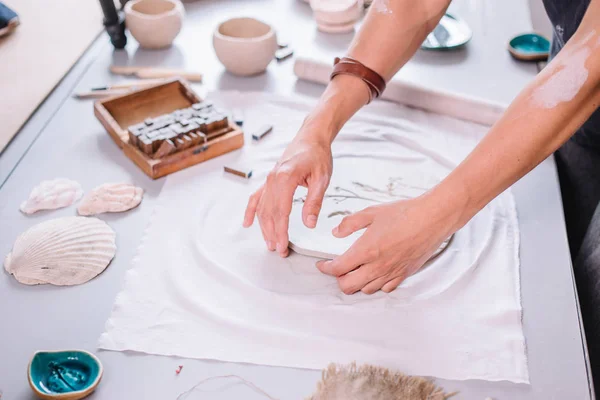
[{"left": 330, "top": 56, "right": 386, "bottom": 103}]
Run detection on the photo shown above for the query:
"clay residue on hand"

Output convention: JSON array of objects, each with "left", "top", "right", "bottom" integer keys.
[
  {"left": 373, "top": 0, "right": 392, "bottom": 15},
  {"left": 531, "top": 29, "right": 598, "bottom": 109}
]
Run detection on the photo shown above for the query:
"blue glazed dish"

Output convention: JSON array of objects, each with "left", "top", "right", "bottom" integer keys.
[
  {"left": 508, "top": 33, "right": 550, "bottom": 61},
  {"left": 28, "top": 350, "right": 103, "bottom": 400}
]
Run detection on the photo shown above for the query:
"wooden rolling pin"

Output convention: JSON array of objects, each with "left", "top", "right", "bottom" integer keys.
[{"left": 110, "top": 65, "right": 203, "bottom": 82}]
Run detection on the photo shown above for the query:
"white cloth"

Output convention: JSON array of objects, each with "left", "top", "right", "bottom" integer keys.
[{"left": 99, "top": 92, "right": 528, "bottom": 383}]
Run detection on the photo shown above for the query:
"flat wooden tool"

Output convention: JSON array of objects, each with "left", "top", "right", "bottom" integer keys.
[
  {"left": 94, "top": 79, "right": 243, "bottom": 179},
  {"left": 224, "top": 166, "right": 252, "bottom": 178},
  {"left": 110, "top": 66, "right": 203, "bottom": 82}
]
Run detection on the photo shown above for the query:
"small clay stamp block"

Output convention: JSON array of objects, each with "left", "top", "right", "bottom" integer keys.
[
  {"left": 169, "top": 123, "right": 184, "bottom": 135},
  {"left": 181, "top": 134, "right": 193, "bottom": 147},
  {"left": 152, "top": 138, "right": 165, "bottom": 152},
  {"left": 275, "top": 47, "right": 294, "bottom": 62},
  {"left": 188, "top": 132, "right": 201, "bottom": 145},
  {"left": 191, "top": 117, "right": 206, "bottom": 127},
  {"left": 186, "top": 122, "right": 200, "bottom": 133},
  {"left": 159, "top": 127, "right": 173, "bottom": 137},
  {"left": 224, "top": 165, "right": 252, "bottom": 179},
  {"left": 199, "top": 101, "right": 213, "bottom": 109},
  {"left": 128, "top": 130, "right": 139, "bottom": 147},
  {"left": 251, "top": 125, "right": 273, "bottom": 141},
  {"left": 206, "top": 115, "right": 228, "bottom": 132},
  {"left": 129, "top": 123, "right": 146, "bottom": 133},
  {"left": 175, "top": 138, "right": 186, "bottom": 150},
  {"left": 153, "top": 139, "right": 177, "bottom": 159},
  {"left": 138, "top": 136, "right": 154, "bottom": 154},
  {"left": 146, "top": 129, "right": 162, "bottom": 139}
]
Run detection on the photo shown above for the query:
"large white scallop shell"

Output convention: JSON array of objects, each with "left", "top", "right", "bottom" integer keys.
[
  {"left": 20, "top": 178, "right": 83, "bottom": 214},
  {"left": 77, "top": 183, "right": 144, "bottom": 216},
  {"left": 4, "top": 217, "right": 117, "bottom": 286}
]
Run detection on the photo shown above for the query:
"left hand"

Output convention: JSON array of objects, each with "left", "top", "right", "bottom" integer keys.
[{"left": 316, "top": 194, "right": 459, "bottom": 294}]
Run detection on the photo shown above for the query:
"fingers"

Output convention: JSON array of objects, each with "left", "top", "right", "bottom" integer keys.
[
  {"left": 270, "top": 168, "right": 299, "bottom": 257},
  {"left": 336, "top": 263, "right": 382, "bottom": 295},
  {"left": 332, "top": 209, "right": 374, "bottom": 238},
  {"left": 258, "top": 206, "right": 277, "bottom": 252},
  {"left": 381, "top": 276, "right": 404, "bottom": 293},
  {"left": 302, "top": 175, "right": 329, "bottom": 228},
  {"left": 243, "top": 187, "right": 264, "bottom": 228},
  {"left": 316, "top": 236, "right": 375, "bottom": 277}
]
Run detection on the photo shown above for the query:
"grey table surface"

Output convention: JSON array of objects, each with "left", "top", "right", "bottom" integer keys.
[{"left": 0, "top": 0, "right": 593, "bottom": 399}]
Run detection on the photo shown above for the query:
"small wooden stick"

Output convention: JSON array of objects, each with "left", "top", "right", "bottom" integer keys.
[{"left": 224, "top": 166, "right": 252, "bottom": 179}]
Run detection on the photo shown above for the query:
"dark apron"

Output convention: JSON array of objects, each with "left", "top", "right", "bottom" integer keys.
[{"left": 543, "top": 0, "right": 600, "bottom": 394}]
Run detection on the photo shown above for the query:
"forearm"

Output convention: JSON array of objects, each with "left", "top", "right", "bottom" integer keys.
[
  {"left": 300, "top": 0, "right": 451, "bottom": 145},
  {"left": 432, "top": 20, "right": 600, "bottom": 232}
]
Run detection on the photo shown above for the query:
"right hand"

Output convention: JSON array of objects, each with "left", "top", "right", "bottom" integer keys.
[{"left": 243, "top": 122, "right": 334, "bottom": 257}]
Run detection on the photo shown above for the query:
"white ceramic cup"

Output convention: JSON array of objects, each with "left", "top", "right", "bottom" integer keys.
[
  {"left": 125, "top": 0, "right": 185, "bottom": 49},
  {"left": 213, "top": 17, "right": 278, "bottom": 76}
]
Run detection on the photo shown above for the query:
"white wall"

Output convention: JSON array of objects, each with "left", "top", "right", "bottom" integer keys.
[{"left": 528, "top": 0, "right": 553, "bottom": 39}]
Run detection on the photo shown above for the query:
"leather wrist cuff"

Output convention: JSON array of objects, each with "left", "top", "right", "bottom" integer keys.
[{"left": 330, "top": 56, "right": 386, "bottom": 104}]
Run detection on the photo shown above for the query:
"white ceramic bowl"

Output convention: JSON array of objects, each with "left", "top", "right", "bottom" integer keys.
[
  {"left": 125, "top": 0, "right": 185, "bottom": 49},
  {"left": 213, "top": 17, "right": 278, "bottom": 76},
  {"left": 310, "top": 0, "right": 362, "bottom": 26}
]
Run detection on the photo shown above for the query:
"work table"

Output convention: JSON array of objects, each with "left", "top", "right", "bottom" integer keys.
[{"left": 0, "top": 0, "right": 592, "bottom": 398}]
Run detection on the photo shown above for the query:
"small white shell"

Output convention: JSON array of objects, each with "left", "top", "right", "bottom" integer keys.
[
  {"left": 4, "top": 217, "right": 116, "bottom": 286},
  {"left": 20, "top": 178, "right": 83, "bottom": 214},
  {"left": 77, "top": 183, "right": 144, "bottom": 216}
]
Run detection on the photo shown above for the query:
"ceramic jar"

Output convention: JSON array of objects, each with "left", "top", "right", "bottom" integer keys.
[
  {"left": 213, "top": 17, "right": 278, "bottom": 76},
  {"left": 125, "top": 0, "right": 185, "bottom": 49}
]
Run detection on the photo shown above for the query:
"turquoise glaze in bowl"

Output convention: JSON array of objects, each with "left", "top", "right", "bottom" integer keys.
[
  {"left": 28, "top": 350, "right": 103, "bottom": 400},
  {"left": 508, "top": 33, "right": 550, "bottom": 61}
]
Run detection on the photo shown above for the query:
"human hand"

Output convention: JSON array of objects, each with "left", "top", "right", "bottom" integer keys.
[
  {"left": 316, "top": 194, "right": 460, "bottom": 294},
  {"left": 243, "top": 120, "right": 334, "bottom": 258}
]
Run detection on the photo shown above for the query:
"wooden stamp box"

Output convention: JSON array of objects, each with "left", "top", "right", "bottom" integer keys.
[{"left": 94, "top": 79, "right": 244, "bottom": 179}]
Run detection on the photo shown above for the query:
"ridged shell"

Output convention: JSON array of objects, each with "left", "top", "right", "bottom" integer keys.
[
  {"left": 4, "top": 217, "right": 116, "bottom": 286},
  {"left": 20, "top": 178, "right": 83, "bottom": 214},
  {"left": 77, "top": 183, "right": 144, "bottom": 216}
]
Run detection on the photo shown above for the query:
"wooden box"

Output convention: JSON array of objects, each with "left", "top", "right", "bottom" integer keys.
[{"left": 94, "top": 79, "right": 244, "bottom": 179}]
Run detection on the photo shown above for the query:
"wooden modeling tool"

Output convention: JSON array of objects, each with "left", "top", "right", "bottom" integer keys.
[
  {"left": 75, "top": 79, "right": 168, "bottom": 99},
  {"left": 224, "top": 166, "right": 252, "bottom": 179},
  {"left": 251, "top": 125, "right": 273, "bottom": 141},
  {"left": 74, "top": 90, "right": 130, "bottom": 99},
  {"left": 91, "top": 78, "right": 167, "bottom": 91},
  {"left": 110, "top": 65, "right": 203, "bottom": 82},
  {"left": 94, "top": 79, "right": 244, "bottom": 179}
]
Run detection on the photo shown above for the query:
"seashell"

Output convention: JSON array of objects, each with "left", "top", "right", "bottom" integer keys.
[
  {"left": 28, "top": 349, "right": 103, "bottom": 400},
  {"left": 77, "top": 183, "right": 144, "bottom": 216},
  {"left": 4, "top": 217, "right": 116, "bottom": 286},
  {"left": 20, "top": 178, "right": 83, "bottom": 214}
]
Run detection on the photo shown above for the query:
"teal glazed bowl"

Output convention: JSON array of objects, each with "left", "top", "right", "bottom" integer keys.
[
  {"left": 28, "top": 350, "right": 103, "bottom": 400},
  {"left": 508, "top": 33, "right": 550, "bottom": 61}
]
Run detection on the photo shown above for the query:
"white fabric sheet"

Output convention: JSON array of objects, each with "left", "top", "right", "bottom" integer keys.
[{"left": 99, "top": 92, "right": 528, "bottom": 383}]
